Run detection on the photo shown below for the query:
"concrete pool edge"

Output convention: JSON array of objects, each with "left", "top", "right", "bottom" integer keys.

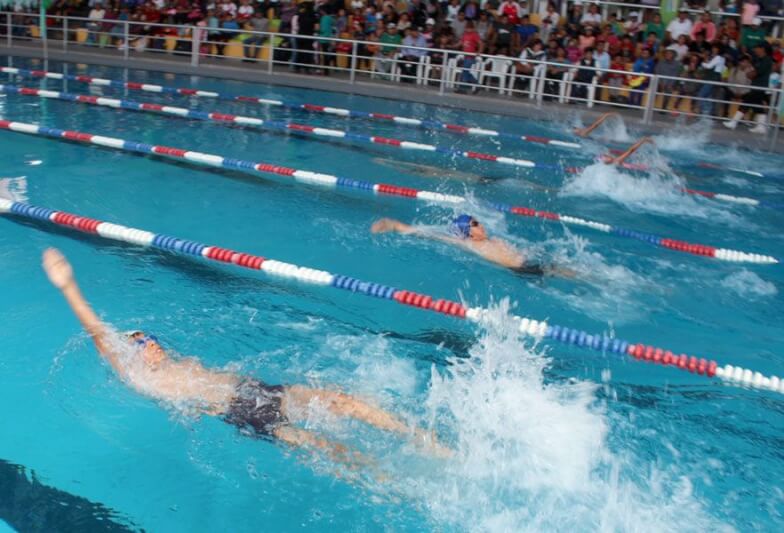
[{"left": 2, "top": 43, "right": 782, "bottom": 153}]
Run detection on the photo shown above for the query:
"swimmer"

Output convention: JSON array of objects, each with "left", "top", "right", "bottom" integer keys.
[
  {"left": 41, "top": 248, "right": 450, "bottom": 462},
  {"left": 600, "top": 137, "right": 655, "bottom": 166},
  {"left": 573, "top": 112, "right": 620, "bottom": 137},
  {"left": 371, "top": 215, "right": 575, "bottom": 278}
]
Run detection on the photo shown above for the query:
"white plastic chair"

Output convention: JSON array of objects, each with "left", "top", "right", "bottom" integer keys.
[
  {"left": 416, "top": 55, "right": 431, "bottom": 85},
  {"left": 447, "top": 55, "right": 484, "bottom": 89},
  {"left": 479, "top": 56, "right": 513, "bottom": 94}
]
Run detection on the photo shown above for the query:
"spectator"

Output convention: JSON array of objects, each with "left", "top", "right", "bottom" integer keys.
[
  {"left": 666, "top": 8, "right": 693, "bottom": 42},
  {"left": 476, "top": 10, "right": 493, "bottom": 43},
  {"left": 422, "top": 17, "right": 436, "bottom": 47},
  {"left": 741, "top": 0, "right": 760, "bottom": 26},
  {"left": 671, "top": 33, "right": 690, "bottom": 60},
  {"left": 456, "top": 20, "right": 484, "bottom": 92},
  {"left": 691, "top": 9, "right": 717, "bottom": 42},
  {"left": 399, "top": 26, "right": 428, "bottom": 81},
  {"left": 237, "top": 0, "right": 254, "bottom": 21},
  {"left": 741, "top": 17, "right": 766, "bottom": 51},
  {"left": 725, "top": 42, "right": 773, "bottom": 132},
  {"left": 645, "top": 13, "right": 665, "bottom": 42},
  {"left": 594, "top": 40, "right": 610, "bottom": 70},
  {"left": 87, "top": 2, "right": 106, "bottom": 43},
  {"left": 243, "top": 9, "right": 268, "bottom": 60},
  {"left": 488, "top": 12, "right": 514, "bottom": 54},
  {"left": 571, "top": 47, "right": 596, "bottom": 100},
  {"left": 514, "top": 38, "right": 545, "bottom": 89},
  {"left": 629, "top": 47, "right": 654, "bottom": 106},
  {"left": 452, "top": 11, "right": 467, "bottom": 40},
  {"left": 540, "top": 3, "right": 559, "bottom": 42},
  {"left": 566, "top": 37, "right": 581, "bottom": 63},
  {"left": 606, "top": 53, "right": 628, "bottom": 102},
  {"left": 516, "top": 13, "right": 538, "bottom": 48},
  {"left": 655, "top": 46, "right": 681, "bottom": 113},
  {"left": 580, "top": 3, "right": 602, "bottom": 28},
  {"left": 725, "top": 55, "right": 753, "bottom": 108},
  {"left": 697, "top": 43, "right": 725, "bottom": 115},
  {"left": 499, "top": 0, "right": 523, "bottom": 25},
  {"left": 446, "top": 0, "right": 461, "bottom": 23},
  {"left": 462, "top": 0, "right": 481, "bottom": 20},
  {"left": 375, "top": 22, "right": 402, "bottom": 78},
  {"left": 676, "top": 53, "right": 703, "bottom": 114},
  {"left": 544, "top": 46, "right": 570, "bottom": 97},
  {"left": 578, "top": 25, "right": 596, "bottom": 51}
]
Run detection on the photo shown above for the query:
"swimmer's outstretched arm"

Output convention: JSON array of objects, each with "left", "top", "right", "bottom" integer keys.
[
  {"left": 573, "top": 112, "right": 620, "bottom": 137},
  {"left": 371, "top": 218, "right": 463, "bottom": 246},
  {"left": 607, "top": 137, "right": 654, "bottom": 165},
  {"left": 42, "top": 248, "right": 126, "bottom": 377}
]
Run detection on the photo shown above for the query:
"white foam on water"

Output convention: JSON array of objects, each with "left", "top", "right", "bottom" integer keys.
[
  {"left": 560, "top": 161, "right": 742, "bottom": 225},
  {"left": 651, "top": 119, "right": 712, "bottom": 153},
  {"left": 380, "top": 302, "right": 728, "bottom": 531},
  {"left": 0, "top": 176, "right": 28, "bottom": 202},
  {"left": 573, "top": 114, "right": 633, "bottom": 143},
  {"left": 720, "top": 269, "right": 778, "bottom": 299}
]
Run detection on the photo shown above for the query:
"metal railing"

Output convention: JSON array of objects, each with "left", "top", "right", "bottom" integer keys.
[{"left": 1, "top": 11, "right": 782, "bottom": 141}]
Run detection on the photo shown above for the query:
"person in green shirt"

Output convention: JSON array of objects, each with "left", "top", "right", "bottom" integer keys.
[
  {"left": 375, "top": 23, "right": 403, "bottom": 78},
  {"left": 317, "top": 9, "right": 335, "bottom": 73},
  {"left": 740, "top": 18, "right": 767, "bottom": 52},
  {"left": 645, "top": 13, "right": 665, "bottom": 42}
]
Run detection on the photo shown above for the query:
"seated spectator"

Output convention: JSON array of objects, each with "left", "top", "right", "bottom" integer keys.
[
  {"left": 514, "top": 38, "right": 545, "bottom": 89},
  {"left": 671, "top": 34, "right": 690, "bottom": 60},
  {"left": 605, "top": 53, "right": 628, "bottom": 102},
  {"left": 398, "top": 13, "right": 412, "bottom": 32},
  {"left": 655, "top": 46, "right": 682, "bottom": 112},
  {"left": 580, "top": 3, "right": 602, "bottom": 29},
  {"left": 725, "top": 55, "right": 753, "bottom": 108},
  {"left": 452, "top": 11, "right": 468, "bottom": 40},
  {"left": 578, "top": 25, "right": 596, "bottom": 51},
  {"left": 499, "top": 0, "right": 523, "bottom": 25},
  {"left": 516, "top": 14, "right": 538, "bottom": 49},
  {"left": 399, "top": 26, "right": 428, "bottom": 81},
  {"left": 422, "top": 17, "right": 436, "bottom": 47},
  {"left": 691, "top": 10, "right": 717, "bottom": 42},
  {"left": 237, "top": 0, "right": 254, "bottom": 22},
  {"left": 462, "top": 0, "right": 482, "bottom": 20},
  {"left": 721, "top": 17, "right": 741, "bottom": 44},
  {"left": 666, "top": 8, "right": 693, "bottom": 42},
  {"left": 623, "top": 12, "right": 643, "bottom": 42},
  {"left": 690, "top": 31, "right": 711, "bottom": 56},
  {"left": 629, "top": 47, "right": 655, "bottom": 105},
  {"left": 741, "top": 0, "right": 760, "bottom": 26},
  {"left": 456, "top": 20, "right": 485, "bottom": 92},
  {"left": 598, "top": 23, "right": 620, "bottom": 56},
  {"left": 544, "top": 46, "right": 570, "bottom": 97},
  {"left": 86, "top": 2, "right": 106, "bottom": 44},
  {"left": 638, "top": 32, "right": 660, "bottom": 57},
  {"left": 675, "top": 53, "right": 703, "bottom": 114},
  {"left": 566, "top": 37, "right": 581, "bottom": 63},
  {"left": 476, "top": 10, "right": 493, "bottom": 43},
  {"left": 447, "top": 0, "right": 462, "bottom": 23}
]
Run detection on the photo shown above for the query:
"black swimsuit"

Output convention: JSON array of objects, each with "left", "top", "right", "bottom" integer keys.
[
  {"left": 224, "top": 379, "right": 287, "bottom": 439},
  {"left": 511, "top": 263, "right": 546, "bottom": 276}
]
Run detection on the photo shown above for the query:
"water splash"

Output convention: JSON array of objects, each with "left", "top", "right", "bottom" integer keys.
[{"left": 720, "top": 269, "right": 778, "bottom": 299}]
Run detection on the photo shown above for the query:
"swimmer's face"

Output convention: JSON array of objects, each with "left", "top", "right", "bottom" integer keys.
[
  {"left": 468, "top": 219, "right": 487, "bottom": 241},
  {"left": 129, "top": 331, "right": 167, "bottom": 368}
]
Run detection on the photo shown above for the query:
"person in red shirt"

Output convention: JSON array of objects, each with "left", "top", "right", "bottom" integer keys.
[
  {"left": 456, "top": 20, "right": 484, "bottom": 92},
  {"left": 690, "top": 10, "right": 717, "bottom": 43}
]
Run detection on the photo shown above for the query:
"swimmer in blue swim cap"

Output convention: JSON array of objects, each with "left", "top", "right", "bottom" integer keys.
[
  {"left": 371, "top": 215, "right": 574, "bottom": 277},
  {"left": 41, "top": 248, "right": 452, "bottom": 464}
]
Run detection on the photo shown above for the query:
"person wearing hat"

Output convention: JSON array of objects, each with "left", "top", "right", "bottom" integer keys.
[
  {"left": 373, "top": 22, "right": 402, "bottom": 79},
  {"left": 666, "top": 8, "right": 693, "bottom": 42},
  {"left": 724, "top": 41, "right": 773, "bottom": 133},
  {"left": 691, "top": 9, "right": 717, "bottom": 42},
  {"left": 422, "top": 17, "right": 436, "bottom": 48},
  {"left": 740, "top": 17, "right": 767, "bottom": 51}
]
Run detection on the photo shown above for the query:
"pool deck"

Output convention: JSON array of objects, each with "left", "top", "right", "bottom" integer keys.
[{"left": 2, "top": 41, "right": 783, "bottom": 153}]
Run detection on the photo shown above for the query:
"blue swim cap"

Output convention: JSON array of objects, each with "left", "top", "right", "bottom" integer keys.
[{"left": 452, "top": 214, "right": 474, "bottom": 239}]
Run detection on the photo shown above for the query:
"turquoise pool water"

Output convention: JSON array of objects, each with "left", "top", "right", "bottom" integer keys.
[{"left": 1, "top": 55, "right": 783, "bottom": 532}]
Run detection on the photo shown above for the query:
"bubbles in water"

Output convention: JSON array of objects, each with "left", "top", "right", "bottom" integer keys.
[{"left": 720, "top": 269, "right": 778, "bottom": 299}]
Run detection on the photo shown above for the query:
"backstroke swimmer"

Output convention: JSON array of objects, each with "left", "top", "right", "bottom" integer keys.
[
  {"left": 41, "top": 248, "right": 450, "bottom": 463},
  {"left": 371, "top": 215, "right": 576, "bottom": 278}
]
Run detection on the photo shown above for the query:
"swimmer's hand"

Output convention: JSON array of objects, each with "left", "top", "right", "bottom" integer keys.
[
  {"left": 573, "top": 127, "right": 588, "bottom": 137},
  {"left": 42, "top": 247, "right": 75, "bottom": 290},
  {"left": 371, "top": 218, "right": 415, "bottom": 235}
]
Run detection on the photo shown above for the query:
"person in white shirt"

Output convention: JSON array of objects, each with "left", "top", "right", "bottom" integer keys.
[
  {"left": 540, "top": 2, "right": 559, "bottom": 42},
  {"left": 237, "top": 0, "right": 254, "bottom": 20},
  {"left": 670, "top": 35, "right": 689, "bottom": 60},
  {"left": 697, "top": 43, "right": 726, "bottom": 115},
  {"left": 580, "top": 3, "right": 602, "bottom": 27},
  {"left": 666, "top": 8, "right": 693, "bottom": 42},
  {"left": 87, "top": 3, "right": 106, "bottom": 43},
  {"left": 594, "top": 41, "right": 610, "bottom": 70},
  {"left": 219, "top": 0, "right": 238, "bottom": 18}
]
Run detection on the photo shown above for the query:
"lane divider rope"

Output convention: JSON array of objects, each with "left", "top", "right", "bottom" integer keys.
[
  {"left": 0, "top": 66, "right": 581, "bottom": 149},
  {"left": 1, "top": 198, "right": 780, "bottom": 395},
  {"left": 0, "top": 83, "right": 555, "bottom": 171},
  {"left": 0, "top": 118, "right": 775, "bottom": 265}
]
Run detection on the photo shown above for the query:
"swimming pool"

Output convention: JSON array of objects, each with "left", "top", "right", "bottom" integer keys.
[{"left": 1, "top": 54, "right": 783, "bottom": 531}]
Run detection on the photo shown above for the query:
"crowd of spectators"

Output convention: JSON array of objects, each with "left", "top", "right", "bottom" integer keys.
[{"left": 8, "top": 0, "right": 784, "bottom": 122}]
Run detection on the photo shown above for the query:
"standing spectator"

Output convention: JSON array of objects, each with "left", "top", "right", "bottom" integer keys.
[
  {"left": 488, "top": 12, "right": 514, "bottom": 54},
  {"left": 629, "top": 47, "right": 655, "bottom": 106},
  {"left": 499, "top": 0, "right": 523, "bottom": 25},
  {"left": 294, "top": 1, "right": 317, "bottom": 72},
  {"left": 740, "top": 17, "right": 766, "bottom": 52},
  {"left": 374, "top": 22, "right": 402, "bottom": 78},
  {"left": 655, "top": 46, "right": 682, "bottom": 112},
  {"left": 594, "top": 40, "right": 610, "bottom": 70},
  {"left": 571, "top": 47, "right": 596, "bottom": 100},
  {"left": 399, "top": 26, "right": 428, "bottom": 81},
  {"left": 456, "top": 20, "right": 484, "bottom": 92},
  {"left": 690, "top": 9, "right": 717, "bottom": 42},
  {"left": 697, "top": 43, "right": 726, "bottom": 115},
  {"left": 725, "top": 55, "right": 753, "bottom": 111},
  {"left": 666, "top": 8, "right": 693, "bottom": 42},
  {"left": 243, "top": 10, "right": 268, "bottom": 60},
  {"left": 725, "top": 42, "right": 773, "bottom": 133},
  {"left": 539, "top": 2, "right": 559, "bottom": 42},
  {"left": 741, "top": 0, "right": 760, "bottom": 26},
  {"left": 645, "top": 12, "right": 665, "bottom": 42}
]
